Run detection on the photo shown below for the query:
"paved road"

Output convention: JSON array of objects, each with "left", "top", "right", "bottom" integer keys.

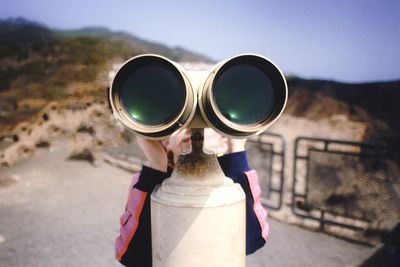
[{"left": 0, "top": 143, "right": 371, "bottom": 267}]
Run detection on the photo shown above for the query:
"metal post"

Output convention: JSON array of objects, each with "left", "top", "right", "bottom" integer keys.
[{"left": 151, "top": 128, "right": 246, "bottom": 267}]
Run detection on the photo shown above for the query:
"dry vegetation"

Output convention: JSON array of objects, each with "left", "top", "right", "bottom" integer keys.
[{"left": 0, "top": 18, "right": 211, "bottom": 138}]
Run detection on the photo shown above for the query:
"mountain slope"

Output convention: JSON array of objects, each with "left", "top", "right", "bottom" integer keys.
[
  {"left": 0, "top": 17, "right": 215, "bottom": 135},
  {"left": 286, "top": 77, "right": 400, "bottom": 141},
  {"left": 59, "top": 26, "right": 213, "bottom": 63},
  {"left": 0, "top": 17, "right": 212, "bottom": 100}
]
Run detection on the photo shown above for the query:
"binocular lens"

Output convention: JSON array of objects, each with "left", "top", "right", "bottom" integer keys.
[
  {"left": 110, "top": 55, "right": 195, "bottom": 139},
  {"left": 119, "top": 65, "right": 186, "bottom": 126},
  {"left": 200, "top": 54, "right": 287, "bottom": 137},
  {"left": 213, "top": 64, "right": 275, "bottom": 125}
]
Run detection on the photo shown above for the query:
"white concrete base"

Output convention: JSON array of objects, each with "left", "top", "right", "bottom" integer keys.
[{"left": 151, "top": 177, "right": 245, "bottom": 267}]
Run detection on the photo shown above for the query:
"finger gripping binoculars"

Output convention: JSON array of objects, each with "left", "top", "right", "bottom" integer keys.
[{"left": 109, "top": 54, "right": 287, "bottom": 139}]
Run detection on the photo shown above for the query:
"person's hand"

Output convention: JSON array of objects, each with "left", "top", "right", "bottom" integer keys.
[
  {"left": 227, "top": 137, "right": 247, "bottom": 154},
  {"left": 136, "top": 137, "right": 168, "bottom": 172},
  {"left": 136, "top": 129, "right": 191, "bottom": 171},
  {"left": 203, "top": 128, "right": 247, "bottom": 156},
  {"left": 165, "top": 129, "right": 191, "bottom": 163}
]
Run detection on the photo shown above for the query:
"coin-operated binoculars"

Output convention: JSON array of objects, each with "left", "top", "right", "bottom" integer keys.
[{"left": 109, "top": 54, "right": 287, "bottom": 267}]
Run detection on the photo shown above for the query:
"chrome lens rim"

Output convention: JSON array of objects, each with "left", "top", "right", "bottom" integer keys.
[
  {"left": 109, "top": 54, "right": 196, "bottom": 139},
  {"left": 200, "top": 54, "right": 288, "bottom": 137}
]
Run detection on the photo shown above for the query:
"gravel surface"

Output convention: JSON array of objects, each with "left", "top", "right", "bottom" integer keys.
[{"left": 0, "top": 142, "right": 372, "bottom": 267}]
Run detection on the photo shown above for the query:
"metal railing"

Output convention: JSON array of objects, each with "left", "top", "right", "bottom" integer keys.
[
  {"left": 247, "top": 132, "right": 285, "bottom": 210},
  {"left": 292, "top": 136, "right": 399, "bottom": 231}
]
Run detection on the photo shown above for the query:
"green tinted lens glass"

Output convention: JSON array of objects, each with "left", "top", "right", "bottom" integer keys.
[
  {"left": 118, "top": 64, "right": 186, "bottom": 126},
  {"left": 213, "top": 64, "right": 275, "bottom": 125}
]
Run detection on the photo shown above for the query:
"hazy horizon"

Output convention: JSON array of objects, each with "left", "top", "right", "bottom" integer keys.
[{"left": 1, "top": 0, "right": 399, "bottom": 83}]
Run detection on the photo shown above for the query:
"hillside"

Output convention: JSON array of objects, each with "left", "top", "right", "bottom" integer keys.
[
  {"left": 59, "top": 27, "right": 212, "bottom": 63},
  {"left": 0, "top": 17, "right": 399, "bottom": 147},
  {"left": 0, "top": 18, "right": 212, "bottom": 135},
  {"left": 286, "top": 78, "right": 400, "bottom": 141},
  {"left": 0, "top": 18, "right": 211, "bottom": 94}
]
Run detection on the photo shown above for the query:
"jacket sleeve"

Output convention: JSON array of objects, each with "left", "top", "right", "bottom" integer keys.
[
  {"left": 115, "top": 166, "right": 171, "bottom": 267},
  {"left": 218, "top": 151, "right": 269, "bottom": 255}
]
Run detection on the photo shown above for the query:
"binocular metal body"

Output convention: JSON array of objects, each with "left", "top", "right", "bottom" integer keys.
[{"left": 109, "top": 54, "right": 287, "bottom": 139}]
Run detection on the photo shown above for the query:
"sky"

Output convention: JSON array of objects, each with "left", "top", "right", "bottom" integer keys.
[{"left": 1, "top": 0, "right": 399, "bottom": 83}]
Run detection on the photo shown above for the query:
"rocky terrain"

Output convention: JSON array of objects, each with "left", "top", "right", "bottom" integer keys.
[{"left": 286, "top": 77, "right": 400, "bottom": 144}]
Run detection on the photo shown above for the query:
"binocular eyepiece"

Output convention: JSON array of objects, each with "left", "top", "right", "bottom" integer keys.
[{"left": 109, "top": 54, "right": 287, "bottom": 139}]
